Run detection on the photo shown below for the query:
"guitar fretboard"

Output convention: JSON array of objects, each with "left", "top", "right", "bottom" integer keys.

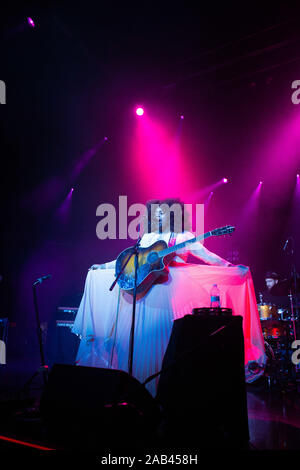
[{"left": 158, "top": 231, "right": 213, "bottom": 258}]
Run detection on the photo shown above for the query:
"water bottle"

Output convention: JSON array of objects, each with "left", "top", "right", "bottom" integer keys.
[{"left": 210, "top": 284, "right": 221, "bottom": 308}]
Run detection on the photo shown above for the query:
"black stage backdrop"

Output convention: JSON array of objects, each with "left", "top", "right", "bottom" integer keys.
[{"left": 0, "top": 2, "right": 299, "bottom": 359}]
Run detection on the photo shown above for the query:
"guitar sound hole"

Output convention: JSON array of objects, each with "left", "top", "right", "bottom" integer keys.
[{"left": 147, "top": 252, "right": 159, "bottom": 264}]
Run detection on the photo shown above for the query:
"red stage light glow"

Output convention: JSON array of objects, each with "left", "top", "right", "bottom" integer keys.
[
  {"left": 129, "top": 108, "right": 198, "bottom": 201},
  {"left": 0, "top": 434, "right": 54, "bottom": 450}
]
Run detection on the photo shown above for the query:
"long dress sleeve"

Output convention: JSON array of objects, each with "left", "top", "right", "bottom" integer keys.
[
  {"left": 104, "top": 259, "right": 116, "bottom": 269},
  {"left": 175, "top": 231, "right": 231, "bottom": 267}
]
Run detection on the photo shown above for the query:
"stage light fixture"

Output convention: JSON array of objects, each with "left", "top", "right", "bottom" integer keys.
[
  {"left": 27, "top": 17, "right": 35, "bottom": 27},
  {"left": 136, "top": 107, "right": 144, "bottom": 116}
]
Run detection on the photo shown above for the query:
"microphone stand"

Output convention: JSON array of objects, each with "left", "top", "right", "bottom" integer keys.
[
  {"left": 32, "top": 283, "right": 48, "bottom": 385},
  {"left": 109, "top": 234, "right": 141, "bottom": 377},
  {"left": 23, "top": 281, "right": 49, "bottom": 393},
  {"left": 128, "top": 238, "right": 140, "bottom": 376}
]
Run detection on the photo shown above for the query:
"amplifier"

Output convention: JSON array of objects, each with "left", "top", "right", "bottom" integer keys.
[
  {"left": 46, "top": 307, "right": 79, "bottom": 366},
  {"left": 57, "top": 306, "right": 78, "bottom": 317},
  {"left": 56, "top": 320, "right": 74, "bottom": 328}
]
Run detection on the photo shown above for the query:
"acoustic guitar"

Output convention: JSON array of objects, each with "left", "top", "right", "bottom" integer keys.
[{"left": 115, "top": 225, "right": 235, "bottom": 294}]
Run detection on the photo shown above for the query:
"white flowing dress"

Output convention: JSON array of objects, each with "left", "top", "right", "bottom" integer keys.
[{"left": 72, "top": 231, "right": 266, "bottom": 397}]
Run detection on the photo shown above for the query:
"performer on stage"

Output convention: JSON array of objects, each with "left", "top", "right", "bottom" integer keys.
[
  {"left": 262, "top": 271, "right": 290, "bottom": 307},
  {"left": 72, "top": 198, "right": 265, "bottom": 395},
  {"left": 265, "top": 271, "right": 280, "bottom": 292},
  {"left": 90, "top": 198, "right": 233, "bottom": 272}
]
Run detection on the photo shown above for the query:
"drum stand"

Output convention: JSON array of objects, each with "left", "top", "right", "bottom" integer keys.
[{"left": 286, "top": 238, "right": 300, "bottom": 381}]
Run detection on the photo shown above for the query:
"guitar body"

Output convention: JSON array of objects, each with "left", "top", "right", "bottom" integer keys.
[
  {"left": 115, "top": 225, "right": 235, "bottom": 294},
  {"left": 115, "top": 240, "right": 174, "bottom": 294}
]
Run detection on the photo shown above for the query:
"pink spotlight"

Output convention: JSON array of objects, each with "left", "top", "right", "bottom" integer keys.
[
  {"left": 180, "top": 115, "right": 184, "bottom": 120},
  {"left": 27, "top": 17, "right": 35, "bottom": 28},
  {"left": 136, "top": 107, "right": 144, "bottom": 116},
  {"left": 297, "top": 174, "right": 299, "bottom": 178},
  {"left": 259, "top": 181, "right": 263, "bottom": 185},
  {"left": 223, "top": 178, "right": 228, "bottom": 183}
]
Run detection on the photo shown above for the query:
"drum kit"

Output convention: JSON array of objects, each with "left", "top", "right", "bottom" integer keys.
[
  {"left": 258, "top": 303, "right": 297, "bottom": 334},
  {"left": 253, "top": 237, "right": 300, "bottom": 387},
  {"left": 257, "top": 288, "right": 300, "bottom": 387}
]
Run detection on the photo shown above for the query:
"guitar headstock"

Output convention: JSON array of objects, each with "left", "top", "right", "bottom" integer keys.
[{"left": 211, "top": 225, "right": 235, "bottom": 237}]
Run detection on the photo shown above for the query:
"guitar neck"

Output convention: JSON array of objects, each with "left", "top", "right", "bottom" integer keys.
[{"left": 159, "top": 231, "right": 213, "bottom": 257}]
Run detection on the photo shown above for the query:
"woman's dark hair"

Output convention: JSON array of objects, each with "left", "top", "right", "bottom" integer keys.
[{"left": 143, "top": 198, "right": 191, "bottom": 233}]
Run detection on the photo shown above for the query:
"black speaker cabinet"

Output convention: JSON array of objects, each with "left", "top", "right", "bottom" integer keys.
[
  {"left": 40, "top": 364, "right": 161, "bottom": 449},
  {"left": 52, "top": 323, "right": 79, "bottom": 365},
  {"left": 156, "top": 315, "right": 249, "bottom": 448}
]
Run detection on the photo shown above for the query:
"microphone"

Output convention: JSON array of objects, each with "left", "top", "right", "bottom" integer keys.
[
  {"left": 33, "top": 275, "right": 52, "bottom": 286},
  {"left": 283, "top": 238, "right": 290, "bottom": 251}
]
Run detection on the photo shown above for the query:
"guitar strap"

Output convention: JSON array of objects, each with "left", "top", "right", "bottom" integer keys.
[{"left": 168, "top": 231, "right": 176, "bottom": 247}]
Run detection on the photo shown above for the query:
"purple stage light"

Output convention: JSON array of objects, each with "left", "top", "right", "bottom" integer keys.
[
  {"left": 27, "top": 17, "right": 35, "bottom": 28},
  {"left": 204, "top": 190, "right": 214, "bottom": 209},
  {"left": 56, "top": 187, "right": 74, "bottom": 220},
  {"left": 188, "top": 178, "right": 228, "bottom": 202},
  {"left": 297, "top": 174, "right": 299, "bottom": 178},
  {"left": 259, "top": 181, "right": 263, "bottom": 185},
  {"left": 180, "top": 115, "right": 184, "bottom": 120},
  {"left": 70, "top": 138, "right": 107, "bottom": 182},
  {"left": 136, "top": 107, "right": 144, "bottom": 116}
]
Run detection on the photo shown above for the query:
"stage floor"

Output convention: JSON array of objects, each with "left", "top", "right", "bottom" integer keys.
[{"left": 1, "top": 357, "right": 300, "bottom": 451}]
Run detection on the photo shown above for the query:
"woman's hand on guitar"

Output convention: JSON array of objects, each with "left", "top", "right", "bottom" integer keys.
[{"left": 89, "top": 264, "right": 106, "bottom": 271}]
